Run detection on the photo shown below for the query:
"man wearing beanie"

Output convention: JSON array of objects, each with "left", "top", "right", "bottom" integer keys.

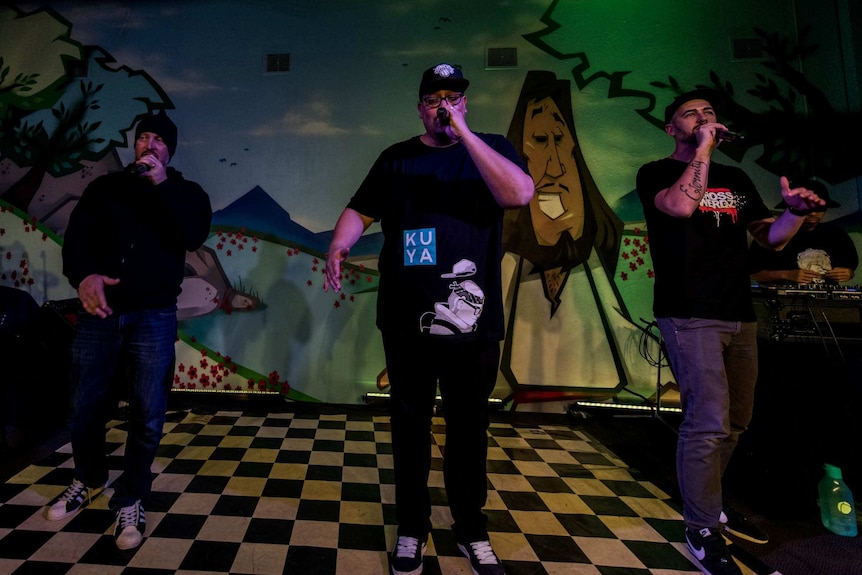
[
  {"left": 46, "top": 110, "right": 211, "bottom": 551},
  {"left": 325, "top": 63, "right": 533, "bottom": 575},
  {"left": 636, "top": 90, "right": 823, "bottom": 575}
]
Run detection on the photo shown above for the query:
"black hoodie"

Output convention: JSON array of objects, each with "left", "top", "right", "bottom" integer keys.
[{"left": 62, "top": 168, "right": 212, "bottom": 312}]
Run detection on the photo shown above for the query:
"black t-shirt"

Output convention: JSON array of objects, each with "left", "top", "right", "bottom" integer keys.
[
  {"left": 636, "top": 158, "right": 772, "bottom": 321},
  {"left": 749, "top": 223, "right": 859, "bottom": 277},
  {"left": 348, "top": 134, "right": 527, "bottom": 341}
]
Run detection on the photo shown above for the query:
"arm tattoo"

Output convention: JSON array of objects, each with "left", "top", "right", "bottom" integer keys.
[{"left": 681, "top": 160, "right": 707, "bottom": 201}]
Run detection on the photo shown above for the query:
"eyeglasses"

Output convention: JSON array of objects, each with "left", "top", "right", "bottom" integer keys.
[{"left": 421, "top": 93, "right": 464, "bottom": 108}]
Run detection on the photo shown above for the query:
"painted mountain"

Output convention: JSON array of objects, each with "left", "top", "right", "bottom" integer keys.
[{"left": 211, "top": 185, "right": 383, "bottom": 257}]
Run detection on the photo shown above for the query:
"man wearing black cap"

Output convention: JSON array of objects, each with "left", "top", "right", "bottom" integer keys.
[
  {"left": 636, "top": 90, "right": 823, "bottom": 575},
  {"left": 325, "top": 63, "right": 533, "bottom": 575},
  {"left": 750, "top": 179, "right": 858, "bottom": 285},
  {"left": 46, "top": 110, "right": 211, "bottom": 551}
]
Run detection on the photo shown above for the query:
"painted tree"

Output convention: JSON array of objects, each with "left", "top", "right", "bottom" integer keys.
[
  {"left": 651, "top": 27, "right": 862, "bottom": 185},
  {"left": 525, "top": 2, "right": 861, "bottom": 185},
  {"left": 0, "top": 6, "right": 172, "bottom": 212}
]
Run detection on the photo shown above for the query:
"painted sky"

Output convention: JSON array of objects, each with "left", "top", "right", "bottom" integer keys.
[
  {"left": 11, "top": 0, "right": 856, "bottom": 232},
  {"left": 13, "top": 1, "right": 564, "bottom": 230}
]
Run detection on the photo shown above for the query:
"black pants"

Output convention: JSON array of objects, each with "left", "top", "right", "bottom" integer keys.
[{"left": 382, "top": 331, "right": 499, "bottom": 544}]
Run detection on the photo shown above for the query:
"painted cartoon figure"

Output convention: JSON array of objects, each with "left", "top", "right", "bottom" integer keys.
[{"left": 500, "top": 70, "right": 638, "bottom": 404}]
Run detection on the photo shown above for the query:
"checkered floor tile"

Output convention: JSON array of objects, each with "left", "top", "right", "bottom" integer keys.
[{"left": 0, "top": 403, "right": 764, "bottom": 574}]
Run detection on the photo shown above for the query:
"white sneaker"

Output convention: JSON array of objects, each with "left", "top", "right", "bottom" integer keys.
[
  {"left": 46, "top": 479, "right": 104, "bottom": 521},
  {"left": 114, "top": 501, "right": 146, "bottom": 550},
  {"left": 457, "top": 539, "right": 505, "bottom": 575},
  {"left": 390, "top": 535, "right": 426, "bottom": 575}
]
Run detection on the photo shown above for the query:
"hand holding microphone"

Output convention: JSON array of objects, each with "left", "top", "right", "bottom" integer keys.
[
  {"left": 128, "top": 153, "right": 167, "bottom": 184},
  {"left": 435, "top": 102, "right": 468, "bottom": 144},
  {"left": 696, "top": 123, "right": 744, "bottom": 147},
  {"left": 437, "top": 107, "right": 449, "bottom": 125}
]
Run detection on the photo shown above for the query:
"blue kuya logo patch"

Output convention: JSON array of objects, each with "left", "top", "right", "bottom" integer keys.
[{"left": 404, "top": 228, "right": 437, "bottom": 266}]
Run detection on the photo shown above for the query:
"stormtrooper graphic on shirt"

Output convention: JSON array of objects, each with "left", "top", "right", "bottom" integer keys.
[{"left": 419, "top": 258, "right": 485, "bottom": 335}]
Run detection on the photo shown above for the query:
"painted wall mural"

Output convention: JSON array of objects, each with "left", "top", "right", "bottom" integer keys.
[
  {"left": 1, "top": 1, "right": 859, "bottom": 410},
  {"left": 501, "top": 70, "right": 639, "bottom": 408}
]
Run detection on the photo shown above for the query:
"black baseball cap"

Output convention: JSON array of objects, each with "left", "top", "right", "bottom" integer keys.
[
  {"left": 664, "top": 88, "right": 720, "bottom": 124},
  {"left": 419, "top": 63, "right": 469, "bottom": 97}
]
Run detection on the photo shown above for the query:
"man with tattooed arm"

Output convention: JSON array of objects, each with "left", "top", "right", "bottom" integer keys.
[{"left": 636, "top": 89, "right": 823, "bottom": 575}]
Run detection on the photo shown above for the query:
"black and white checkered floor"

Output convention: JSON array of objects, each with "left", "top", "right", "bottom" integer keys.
[{"left": 0, "top": 401, "right": 767, "bottom": 575}]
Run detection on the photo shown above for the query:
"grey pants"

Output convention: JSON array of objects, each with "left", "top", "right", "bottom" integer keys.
[{"left": 657, "top": 317, "right": 758, "bottom": 530}]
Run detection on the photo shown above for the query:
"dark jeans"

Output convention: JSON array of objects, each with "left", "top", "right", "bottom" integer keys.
[
  {"left": 657, "top": 317, "right": 758, "bottom": 530},
  {"left": 68, "top": 307, "right": 177, "bottom": 509},
  {"left": 382, "top": 332, "right": 500, "bottom": 544}
]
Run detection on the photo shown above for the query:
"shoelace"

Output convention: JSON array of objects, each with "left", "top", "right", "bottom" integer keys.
[
  {"left": 60, "top": 479, "right": 88, "bottom": 502},
  {"left": 395, "top": 536, "right": 420, "bottom": 558},
  {"left": 116, "top": 503, "right": 142, "bottom": 529},
  {"left": 468, "top": 541, "right": 499, "bottom": 564}
]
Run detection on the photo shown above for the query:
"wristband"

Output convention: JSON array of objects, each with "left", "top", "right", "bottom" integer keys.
[{"left": 787, "top": 206, "right": 811, "bottom": 217}]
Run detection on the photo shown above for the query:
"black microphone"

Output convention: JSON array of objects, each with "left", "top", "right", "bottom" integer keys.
[
  {"left": 718, "top": 129, "right": 744, "bottom": 142},
  {"left": 437, "top": 107, "right": 449, "bottom": 125},
  {"left": 128, "top": 162, "right": 150, "bottom": 177}
]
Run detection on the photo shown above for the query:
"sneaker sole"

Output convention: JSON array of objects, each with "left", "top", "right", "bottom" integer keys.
[
  {"left": 116, "top": 533, "right": 144, "bottom": 551},
  {"left": 722, "top": 524, "right": 769, "bottom": 545},
  {"left": 686, "top": 546, "right": 734, "bottom": 575}
]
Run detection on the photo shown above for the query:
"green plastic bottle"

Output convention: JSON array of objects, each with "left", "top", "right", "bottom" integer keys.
[{"left": 818, "top": 464, "right": 858, "bottom": 537}]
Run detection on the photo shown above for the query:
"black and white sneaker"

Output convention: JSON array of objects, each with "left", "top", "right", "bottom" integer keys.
[
  {"left": 390, "top": 535, "right": 426, "bottom": 575},
  {"left": 685, "top": 527, "right": 742, "bottom": 575},
  {"left": 45, "top": 479, "right": 105, "bottom": 521},
  {"left": 721, "top": 507, "right": 769, "bottom": 544},
  {"left": 457, "top": 539, "right": 505, "bottom": 575},
  {"left": 114, "top": 501, "right": 146, "bottom": 550}
]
